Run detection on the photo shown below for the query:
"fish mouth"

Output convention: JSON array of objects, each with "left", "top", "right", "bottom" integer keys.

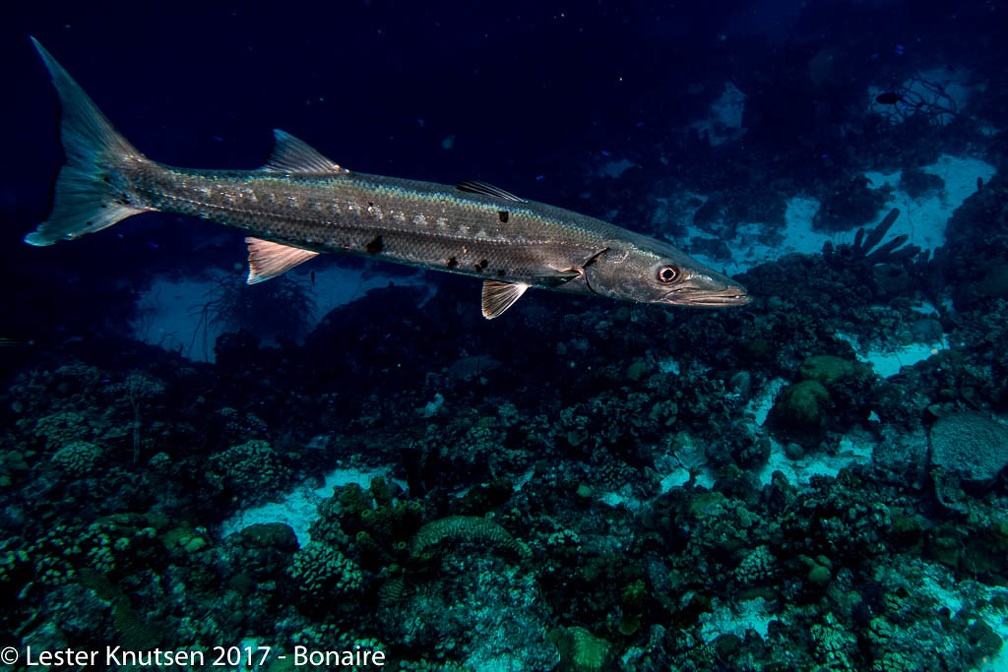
[{"left": 663, "top": 283, "right": 751, "bottom": 308}]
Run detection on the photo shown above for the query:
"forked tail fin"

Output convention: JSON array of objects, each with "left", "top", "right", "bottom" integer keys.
[{"left": 26, "top": 37, "right": 151, "bottom": 246}]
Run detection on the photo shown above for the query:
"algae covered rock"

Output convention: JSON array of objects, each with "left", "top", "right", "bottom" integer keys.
[
  {"left": 239, "top": 523, "right": 299, "bottom": 552},
  {"left": 768, "top": 380, "right": 831, "bottom": 447},
  {"left": 930, "top": 411, "right": 1008, "bottom": 482},
  {"left": 769, "top": 353, "right": 873, "bottom": 448},
  {"left": 799, "top": 354, "right": 861, "bottom": 387},
  {"left": 548, "top": 626, "right": 614, "bottom": 672}
]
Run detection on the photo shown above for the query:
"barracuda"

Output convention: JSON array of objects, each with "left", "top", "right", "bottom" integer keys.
[{"left": 25, "top": 38, "right": 750, "bottom": 318}]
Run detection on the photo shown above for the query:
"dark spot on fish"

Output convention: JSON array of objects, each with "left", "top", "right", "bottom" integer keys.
[
  {"left": 475, "top": 259, "right": 489, "bottom": 272},
  {"left": 447, "top": 256, "right": 458, "bottom": 269},
  {"left": 102, "top": 176, "right": 110, "bottom": 183},
  {"left": 99, "top": 204, "right": 107, "bottom": 209},
  {"left": 366, "top": 235, "right": 383, "bottom": 254},
  {"left": 496, "top": 269, "right": 506, "bottom": 277},
  {"left": 85, "top": 221, "right": 93, "bottom": 226},
  {"left": 498, "top": 210, "right": 509, "bottom": 223},
  {"left": 875, "top": 92, "right": 903, "bottom": 105}
]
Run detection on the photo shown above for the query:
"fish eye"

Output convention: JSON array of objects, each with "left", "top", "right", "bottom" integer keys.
[{"left": 656, "top": 265, "right": 679, "bottom": 283}]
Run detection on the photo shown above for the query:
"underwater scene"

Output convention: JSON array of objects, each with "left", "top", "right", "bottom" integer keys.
[{"left": 2, "top": 1, "right": 1008, "bottom": 670}]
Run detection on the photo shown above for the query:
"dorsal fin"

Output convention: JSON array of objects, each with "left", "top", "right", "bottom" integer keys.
[
  {"left": 262, "top": 130, "right": 349, "bottom": 174},
  {"left": 481, "top": 280, "right": 530, "bottom": 319},
  {"left": 245, "top": 237, "right": 320, "bottom": 284},
  {"left": 457, "top": 180, "right": 526, "bottom": 202}
]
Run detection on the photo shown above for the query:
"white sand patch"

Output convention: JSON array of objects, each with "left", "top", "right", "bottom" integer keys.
[
  {"left": 132, "top": 268, "right": 230, "bottom": 360},
  {"left": 219, "top": 465, "right": 395, "bottom": 546},
  {"left": 132, "top": 262, "right": 434, "bottom": 362},
  {"left": 747, "top": 377, "right": 881, "bottom": 489},
  {"left": 981, "top": 596, "right": 1008, "bottom": 672},
  {"left": 699, "top": 596, "right": 776, "bottom": 642},
  {"left": 906, "top": 565, "right": 1008, "bottom": 672},
  {"left": 688, "top": 154, "right": 995, "bottom": 276},
  {"left": 748, "top": 378, "right": 788, "bottom": 427},
  {"left": 658, "top": 467, "right": 716, "bottom": 492},
  {"left": 836, "top": 328, "right": 949, "bottom": 379},
  {"left": 756, "top": 434, "right": 875, "bottom": 488}
]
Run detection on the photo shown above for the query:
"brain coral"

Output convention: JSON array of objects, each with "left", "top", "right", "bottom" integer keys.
[{"left": 929, "top": 411, "right": 1008, "bottom": 482}]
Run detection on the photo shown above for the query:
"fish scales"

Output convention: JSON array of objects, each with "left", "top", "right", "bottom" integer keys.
[{"left": 123, "top": 164, "right": 609, "bottom": 282}]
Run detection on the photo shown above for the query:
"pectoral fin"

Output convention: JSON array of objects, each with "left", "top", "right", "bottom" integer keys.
[
  {"left": 246, "top": 237, "right": 319, "bottom": 284},
  {"left": 481, "top": 280, "right": 530, "bottom": 319}
]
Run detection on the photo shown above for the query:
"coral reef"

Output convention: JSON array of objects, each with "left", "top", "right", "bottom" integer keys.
[
  {"left": 3, "top": 5, "right": 1007, "bottom": 669},
  {"left": 4, "top": 230, "right": 1007, "bottom": 669}
]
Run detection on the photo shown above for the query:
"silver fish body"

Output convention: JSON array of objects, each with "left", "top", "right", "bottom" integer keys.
[{"left": 26, "top": 38, "right": 750, "bottom": 318}]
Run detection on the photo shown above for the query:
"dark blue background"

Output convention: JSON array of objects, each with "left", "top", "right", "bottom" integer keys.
[{"left": 1, "top": 0, "right": 1003, "bottom": 341}]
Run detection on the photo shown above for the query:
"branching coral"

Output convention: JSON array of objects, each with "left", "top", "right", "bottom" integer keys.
[
  {"left": 192, "top": 273, "right": 317, "bottom": 357},
  {"left": 869, "top": 74, "right": 961, "bottom": 127}
]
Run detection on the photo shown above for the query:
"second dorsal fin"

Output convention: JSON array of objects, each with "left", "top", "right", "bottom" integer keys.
[
  {"left": 457, "top": 180, "right": 526, "bottom": 202},
  {"left": 262, "top": 130, "right": 349, "bottom": 175}
]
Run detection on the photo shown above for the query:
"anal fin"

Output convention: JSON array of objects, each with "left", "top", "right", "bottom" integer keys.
[
  {"left": 481, "top": 280, "right": 530, "bottom": 319},
  {"left": 246, "top": 237, "right": 320, "bottom": 284}
]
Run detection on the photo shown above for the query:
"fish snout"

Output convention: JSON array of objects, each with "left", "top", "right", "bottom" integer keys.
[{"left": 664, "top": 274, "right": 751, "bottom": 308}]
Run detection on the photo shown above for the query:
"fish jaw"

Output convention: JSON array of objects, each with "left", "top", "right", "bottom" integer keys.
[{"left": 657, "top": 270, "right": 751, "bottom": 308}]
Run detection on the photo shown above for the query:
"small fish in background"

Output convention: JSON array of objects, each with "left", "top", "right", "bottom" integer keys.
[
  {"left": 874, "top": 91, "right": 905, "bottom": 106},
  {"left": 24, "top": 39, "right": 749, "bottom": 319},
  {"left": 0, "top": 338, "right": 35, "bottom": 348}
]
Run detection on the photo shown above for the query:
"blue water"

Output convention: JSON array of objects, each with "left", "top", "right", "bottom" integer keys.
[{"left": 2, "top": 2, "right": 1007, "bottom": 670}]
